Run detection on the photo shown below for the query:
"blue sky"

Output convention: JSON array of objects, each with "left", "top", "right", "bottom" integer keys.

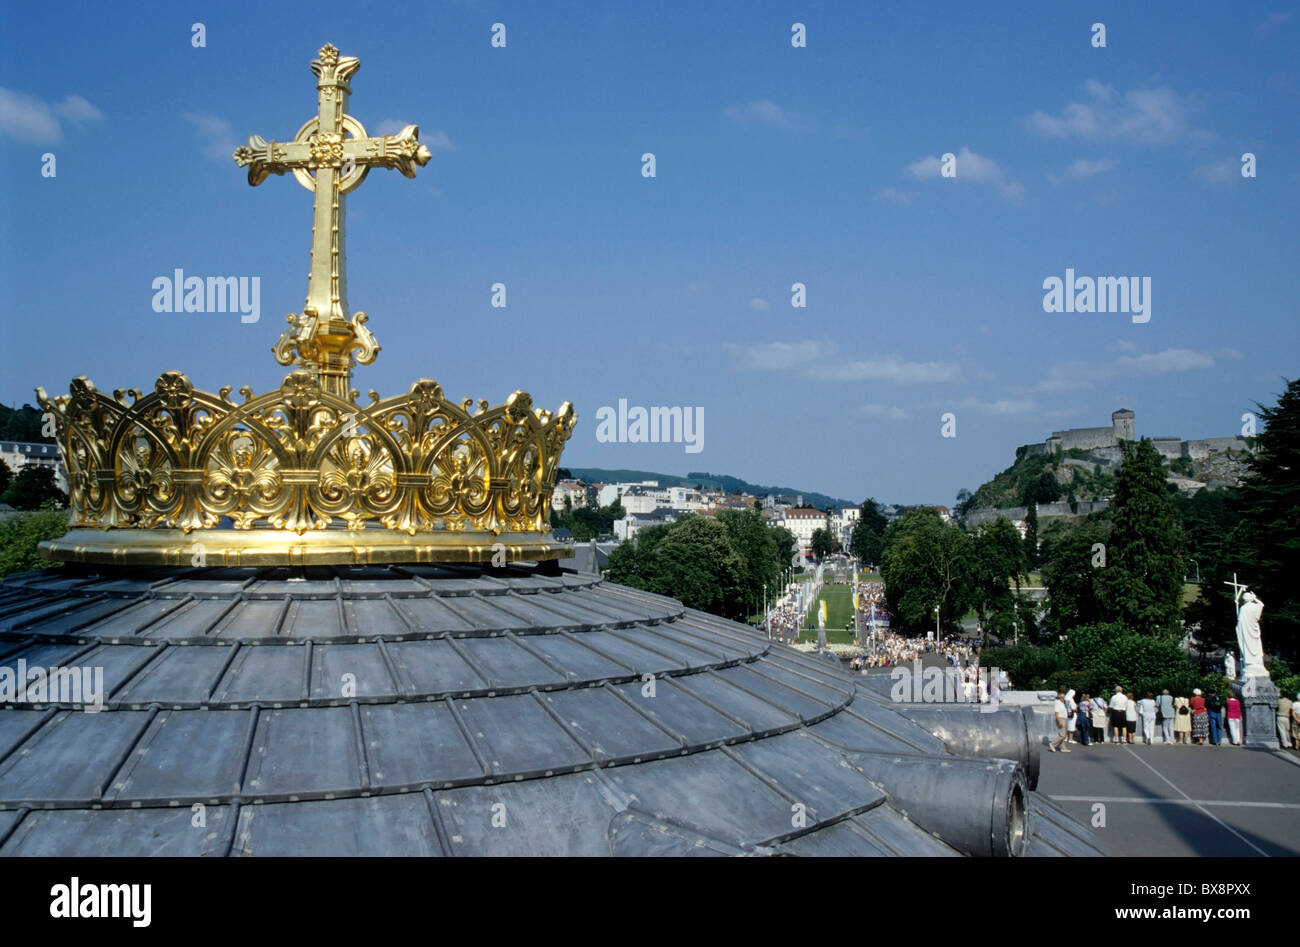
[{"left": 2, "top": 0, "right": 1297, "bottom": 505}]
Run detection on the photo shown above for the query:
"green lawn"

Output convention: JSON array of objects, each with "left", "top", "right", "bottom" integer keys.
[{"left": 798, "top": 583, "right": 856, "bottom": 641}]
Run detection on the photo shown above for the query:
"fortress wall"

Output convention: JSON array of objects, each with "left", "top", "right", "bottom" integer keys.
[
  {"left": 966, "top": 499, "right": 1110, "bottom": 525},
  {"left": 1151, "top": 437, "right": 1183, "bottom": 459},
  {"left": 1185, "top": 437, "right": 1248, "bottom": 459},
  {"left": 965, "top": 507, "right": 1027, "bottom": 526},
  {"left": 1058, "top": 427, "right": 1117, "bottom": 451}
]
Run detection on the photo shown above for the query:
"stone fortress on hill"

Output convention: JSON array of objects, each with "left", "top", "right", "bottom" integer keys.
[
  {"left": 966, "top": 408, "right": 1252, "bottom": 526},
  {"left": 1019, "top": 408, "right": 1250, "bottom": 466}
]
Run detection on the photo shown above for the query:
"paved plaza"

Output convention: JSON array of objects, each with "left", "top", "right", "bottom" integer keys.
[
  {"left": 1036, "top": 737, "right": 1300, "bottom": 857},
  {"left": 860, "top": 659, "right": 1299, "bottom": 856}
]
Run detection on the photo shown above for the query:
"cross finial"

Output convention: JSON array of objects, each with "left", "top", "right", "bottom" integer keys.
[{"left": 233, "top": 43, "right": 433, "bottom": 398}]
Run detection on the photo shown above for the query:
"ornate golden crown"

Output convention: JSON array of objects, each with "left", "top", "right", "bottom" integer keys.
[{"left": 36, "top": 44, "right": 575, "bottom": 567}]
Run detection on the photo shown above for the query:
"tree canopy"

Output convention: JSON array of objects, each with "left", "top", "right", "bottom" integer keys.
[
  {"left": 849, "top": 497, "right": 887, "bottom": 564},
  {"left": 1, "top": 466, "right": 65, "bottom": 511},
  {"left": 550, "top": 499, "right": 623, "bottom": 541},
  {"left": 603, "top": 512, "right": 795, "bottom": 621},
  {"left": 1229, "top": 377, "right": 1300, "bottom": 659},
  {"left": 1092, "top": 438, "right": 1186, "bottom": 636},
  {"left": 968, "top": 517, "right": 1027, "bottom": 646},
  {"left": 879, "top": 508, "right": 971, "bottom": 631}
]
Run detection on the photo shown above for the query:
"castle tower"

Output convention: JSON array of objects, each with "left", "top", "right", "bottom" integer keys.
[{"left": 1112, "top": 408, "right": 1135, "bottom": 442}]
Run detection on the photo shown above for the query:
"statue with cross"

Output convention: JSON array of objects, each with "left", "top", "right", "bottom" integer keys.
[
  {"left": 233, "top": 43, "right": 433, "bottom": 398},
  {"left": 1223, "top": 573, "right": 1269, "bottom": 680}
]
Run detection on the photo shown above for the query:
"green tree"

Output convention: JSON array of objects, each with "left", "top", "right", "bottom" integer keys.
[
  {"left": 717, "top": 509, "right": 779, "bottom": 616},
  {"left": 953, "top": 488, "right": 972, "bottom": 521},
  {"left": 1021, "top": 470, "right": 1061, "bottom": 505},
  {"left": 1178, "top": 488, "right": 1239, "bottom": 653},
  {"left": 1023, "top": 502, "right": 1039, "bottom": 569},
  {"left": 604, "top": 516, "right": 746, "bottom": 619},
  {"left": 969, "top": 517, "right": 1027, "bottom": 647},
  {"left": 810, "top": 527, "right": 834, "bottom": 561},
  {"left": 0, "top": 458, "right": 12, "bottom": 497},
  {"left": 770, "top": 525, "right": 797, "bottom": 570},
  {"left": 0, "top": 508, "right": 67, "bottom": 577},
  {"left": 0, "top": 404, "right": 53, "bottom": 442},
  {"left": 859, "top": 498, "right": 888, "bottom": 535},
  {"left": 880, "top": 508, "right": 971, "bottom": 632},
  {"left": 1231, "top": 378, "right": 1300, "bottom": 659},
  {"left": 2, "top": 466, "right": 65, "bottom": 511},
  {"left": 1042, "top": 521, "right": 1111, "bottom": 640},
  {"left": 849, "top": 497, "right": 887, "bottom": 564},
  {"left": 553, "top": 499, "right": 623, "bottom": 541},
  {"left": 1093, "top": 439, "right": 1186, "bottom": 636}
]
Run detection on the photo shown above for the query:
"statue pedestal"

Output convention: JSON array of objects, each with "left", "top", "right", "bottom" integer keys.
[{"left": 1234, "top": 677, "right": 1280, "bottom": 749}]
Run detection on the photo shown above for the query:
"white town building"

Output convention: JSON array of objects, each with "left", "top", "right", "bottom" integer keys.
[
  {"left": 0, "top": 440, "right": 67, "bottom": 493},
  {"left": 778, "top": 508, "right": 829, "bottom": 561}
]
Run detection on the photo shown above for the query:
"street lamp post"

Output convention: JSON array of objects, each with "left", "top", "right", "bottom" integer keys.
[
  {"left": 852, "top": 557, "right": 860, "bottom": 646},
  {"left": 763, "top": 584, "right": 769, "bottom": 639},
  {"left": 1187, "top": 558, "right": 1200, "bottom": 584},
  {"left": 934, "top": 604, "right": 940, "bottom": 641}
]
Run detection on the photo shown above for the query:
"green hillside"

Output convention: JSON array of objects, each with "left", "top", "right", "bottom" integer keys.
[
  {"left": 968, "top": 447, "right": 1115, "bottom": 510},
  {"left": 0, "top": 403, "right": 53, "bottom": 443}
]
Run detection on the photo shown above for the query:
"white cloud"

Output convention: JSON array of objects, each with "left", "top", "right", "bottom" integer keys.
[
  {"left": 958, "top": 397, "right": 1039, "bottom": 416},
  {"left": 730, "top": 340, "right": 959, "bottom": 385},
  {"left": 1038, "top": 347, "right": 1219, "bottom": 392},
  {"left": 876, "top": 186, "right": 911, "bottom": 205},
  {"left": 0, "top": 89, "right": 103, "bottom": 144},
  {"left": 723, "top": 100, "right": 809, "bottom": 133},
  {"left": 1115, "top": 349, "right": 1215, "bottom": 374},
  {"left": 1107, "top": 339, "right": 1139, "bottom": 353},
  {"left": 56, "top": 94, "right": 103, "bottom": 124},
  {"left": 905, "top": 146, "right": 1023, "bottom": 202},
  {"left": 182, "top": 113, "right": 238, "bottom": 161},
  {"left": 1196, "top": 157, "right": 1239, "bottom": 183},
  {"left": 1254, "top": 12, "right": 1291, "bottom": 41},
  {"left": 748, "top": 297, "right": 771, "bottom": 312},
  {"left": 1025, "top": 81, "right": 1197, "bottom": 145},
  {"left": 818, "top": 356, "right": 962, "bottom": 385},
  {"left": 730, "top": 339, "right": 834, "bottom": 372},
  {"left": 859, "top": 403, "right": 909, "bottom": 420},
  {"left": 1048, "top": 157, "right": 1117, "bottom": 185}
]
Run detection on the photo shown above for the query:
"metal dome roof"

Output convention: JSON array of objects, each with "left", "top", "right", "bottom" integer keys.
[{"left": 0, "top": 564, "right": 1101, "bottom": 857}]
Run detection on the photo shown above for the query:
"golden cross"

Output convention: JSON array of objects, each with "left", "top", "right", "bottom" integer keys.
[{"left": 234, "top": 43, "right": 432, "bottom": 397}]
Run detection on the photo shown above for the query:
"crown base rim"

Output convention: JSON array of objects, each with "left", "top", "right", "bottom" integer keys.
[{"left": 38, "top": 528, "right": 576, "bottom": 568}]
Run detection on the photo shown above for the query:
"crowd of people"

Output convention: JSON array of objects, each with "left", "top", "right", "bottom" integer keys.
[
  {"left": 765, "top": 603, "right": 803, "bottom": 643},
  {"left": 847, "top": 627, "right": 976, "bottom": 669},
  {"left": 1050, "top": 685, "right": 1300, "bottom": 750}
]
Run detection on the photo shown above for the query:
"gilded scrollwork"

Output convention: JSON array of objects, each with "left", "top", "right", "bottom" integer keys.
[{"left": 37, "top": 371, "right": 575, "bottom": 539}]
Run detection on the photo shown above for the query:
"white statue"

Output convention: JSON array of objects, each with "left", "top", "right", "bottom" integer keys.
[
  {"left": 1234, "top": 588, "right": 1269, "bottom": 679},
  {"left": 1224, "top": 651, "right": 1236, "bottom": 681}
]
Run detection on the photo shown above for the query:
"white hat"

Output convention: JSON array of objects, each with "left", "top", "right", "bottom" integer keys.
[{"left": 1193, "top": 688, "right": 1202, "bottom": 695}]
